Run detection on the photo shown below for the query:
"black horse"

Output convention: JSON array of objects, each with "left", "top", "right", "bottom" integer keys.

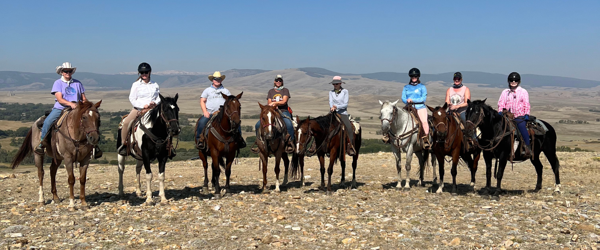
[
  {"left": 465, "top": 99, "right": 560, "bottom": 196},
  {"left": 117, "top": 94, "right": 180, "bottom": 204}
]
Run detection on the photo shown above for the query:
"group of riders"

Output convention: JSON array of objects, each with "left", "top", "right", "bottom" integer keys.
[{"left": 35, "top": 62, "right": 532, "bottom": 158}]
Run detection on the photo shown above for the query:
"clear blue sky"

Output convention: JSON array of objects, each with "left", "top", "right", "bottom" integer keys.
[{"left": 1, "top": 0, "right": 599, "bottom": 80}]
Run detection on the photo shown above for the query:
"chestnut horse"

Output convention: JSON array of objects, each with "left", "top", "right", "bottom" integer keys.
[
  {"left": 428, "top": 103, "right": 481, "bottom": 194},
  {"left": 196, "top": 93, "right": 243, "bottom": 198},
  {"left": 255, "top": 103, "right": 291, "bottom": 192},
  {"left": 292, "top": 112, "right": 361, "bottom": 194},
  {"left": 11, "top": 100, "right": 102, "bottom": 208}
]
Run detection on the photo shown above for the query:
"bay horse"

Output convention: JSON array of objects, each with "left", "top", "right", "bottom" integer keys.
[
  {"left": 428, "top": 103, "right": 481, "bottom": 194},
  {"left": 379, "top": 100, "right": 435, "bottom": 189},
  {"left": 465, "top": 99, "right": 561, "bottom": 196},
  {"left": 291, "top": 111, "right": 361, "bottom": 194},
  {"left": 255, "top": 102, "right": 291, "bottom": 192},
  {"left": 116, "top": 94, "right": 180, "bottom": 204},
  {"left": 196, "top": 93, "right": 243, "bottom": 199},
  {"left": 11, "top": 100, "right": 102, "bottom": 208}
]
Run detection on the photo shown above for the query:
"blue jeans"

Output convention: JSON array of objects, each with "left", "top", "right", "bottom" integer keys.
[
  {"left": 41, "top": 108, "right": 63, "bottom": 140},
  {"left": 514, "top": 116, "right": 530, "bottom": 146},
  {"left": 196, "top": 114, "right": 242, "bottom": 140},
  {"left": 254, "top": 110, "right": 294, "bottom": 141}
]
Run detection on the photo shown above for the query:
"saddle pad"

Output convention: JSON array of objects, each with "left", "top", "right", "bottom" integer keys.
[
  {"left": 348, "top": 115, "right": 361, "bottom": 134},
  {"left": 56, "top": 110, "right": 71, "bottom": 128},
  {"left": 534, "top": 120, "right": 549, "bottom": 133}
]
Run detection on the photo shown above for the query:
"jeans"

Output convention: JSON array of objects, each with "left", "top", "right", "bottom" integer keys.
[
  {"left": 339, "top": 114, "right": 354, "bottom": 144},
  {"left": 41, "top": 108, "right": 63, "bottom": 140},
  {"left": 254, "top": 110, "right": 294, "bottom": 141},
  {"left": 196, "top": 114, "right": 243, "bottom": 140},
  {"left": 514, "top": 116, "right": 530, "bottom": 146}
]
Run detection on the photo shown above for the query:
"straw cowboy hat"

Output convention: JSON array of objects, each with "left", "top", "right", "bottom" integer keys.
[
  {"left": 208, "top": 71, "right": 226, "bottom": 81},
  {"left": 329, "top": 76, "right": 345, "bottom": 84},
  {"left": 56, "top": 62, "right": 77, "bottom": 75}
]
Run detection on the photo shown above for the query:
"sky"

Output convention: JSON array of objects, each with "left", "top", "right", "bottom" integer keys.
[{"left": 1, "top": 0, "right": 599, "bottom": 80}]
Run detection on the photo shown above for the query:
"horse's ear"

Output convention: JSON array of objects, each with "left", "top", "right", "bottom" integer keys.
[
  {"left": 467, "top": 99, "right": 471, "bottom": 105},
  {"left": 258, "top": 102, "right": 264, "bottom": 109},
  {"left": 482, "top": 98, "right": 487, "bottom": 103},
  {"left": 221, "top": 93, "right": 228, "bottom": 99},
  {"left": 391, "top": 99, "right": 399, "bottom": 106},
  {"left": 159, "top": 94, "right": 165, "bottom": 102},
  {"left": 442, "top": 102, "right": 448, "bottom": 110},
  {"left": 378, "top": 100, "right": 383, "bottom": 105},
  {"left": 236, "top": 92, "right": 243, "bottom": 99},
  {"left": 94, "top": 100, "right": 102, "bottom": 109},
  {"left": 427, "top": 105, "right": 435, "bottom": 112},
  {"left": 174, "top": 93, "right": 179, "bottom": 102}
]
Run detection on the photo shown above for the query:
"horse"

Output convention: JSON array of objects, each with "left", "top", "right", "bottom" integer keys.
[
  {"left": 379, "top": 100, "right": 435, "bottom": 189},
  {"left": 255, "top": 102, "right": 291, "bottom": 192},
  {"left": 465, "top": 99, "right": 561, "bottom": 195},
  {"left": 116, "top": 94, "right": 180, "bottom": 204},
  {"left": 11, "top": 100, "right": 102, "bottom": 208},
  {"left": 291, "top": 111, "right": 361, "bottom": 194},
  {"left": 428, "top": 103, "right": 481, "bottom": 194},
  {"left": 196, "top": 92, "right": 243, "bottom": 199}
]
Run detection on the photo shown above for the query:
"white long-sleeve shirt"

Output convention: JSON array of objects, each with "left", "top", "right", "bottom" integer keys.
[
  {"left": 129, "top": 79, "right": 160, "bottom": 109},
  {"left": 329, "top": 88, "right": 349, "bottom": 115}
]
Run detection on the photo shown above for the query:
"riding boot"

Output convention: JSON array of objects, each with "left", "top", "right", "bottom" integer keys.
[
  {"left": 169, "top": 147, "right": 177, "bottom": 159},
  {"left": 195, "top": 134, "right": 206, "bottom": 150},
  {"left": 93, "top": 145, "right": 103, "bottom": 159},
  {"left": 118, "top": 142, "right": 128, "bottom": 156},
  {"left": 347, "top": 142, "right": 356, "bottom": 156},
  {"left": 237, "top": 135, "right": 247, "bottom": 149},
  {"left": 422, "top": 135, "right": 431, "bottom": 150},
  {"left": 285, "top": 134, "right": 294, "bottom": 154},
  {"left": 523, "top": 144, "right": 532, "bottom": 159},
  {"left": 382, "top": 134, "right": 390, "bottom": 144},
  {"left": 35, "top": 143, "right": 45, "bottom": 154}
]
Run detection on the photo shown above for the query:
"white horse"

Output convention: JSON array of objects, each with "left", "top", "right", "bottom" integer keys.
[{"left": 379, "top": 100, "right": 436, "bottom": 189}]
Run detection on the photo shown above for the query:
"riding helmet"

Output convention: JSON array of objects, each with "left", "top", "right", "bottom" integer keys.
[
  {"left": 508, "top": 72, "right": 521, "bottom": 82},
  {"left": 409, "top": 68, "right": 420, "bottom": 78},
  {"left": 138, "top": 62, "right": 152, "bottom": 73}
]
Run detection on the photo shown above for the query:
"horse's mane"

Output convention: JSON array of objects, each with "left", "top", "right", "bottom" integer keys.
[
  {"left": 313, "top": 113, "right": 334, "bottom": 132},
  {"left": 147, "top": 96, "right": 177, "bottom": 124},
  {"left": 73, "top": 101, "right": 94, "bottom": 131}
]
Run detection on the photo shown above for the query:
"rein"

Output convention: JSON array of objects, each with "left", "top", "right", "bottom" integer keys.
[
  {"left": 382, "top": 106, "right": 419, "bottom": 148},
  {"left": 139, "top": 103, "right": 179, "bottom": 156},
  {"left": 53, "top": 108, "right": 98, "bottom": 163},
  {"left": 470, "top": 107, "right": 514, "bottom": 152},
  {"left": 306, "top": 113, "right": 342, "bottom": 157}
]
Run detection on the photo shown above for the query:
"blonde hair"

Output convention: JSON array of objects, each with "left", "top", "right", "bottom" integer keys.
[{"left": 273, "top": 79, "right": 284, "bottom": 87}]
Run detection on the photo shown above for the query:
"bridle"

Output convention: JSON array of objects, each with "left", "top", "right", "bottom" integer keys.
[
  {"left": 466, "top": 107, "right": 484, "bottom": 131},
  {"left": 53, "top": 106, "right": 100, "bottom": 162},
  {"left": 220, "top": 98, "right": 240, "bottom": 133},
  {"left": 381, "top": 105, "right": 418, "bottom": 148}
]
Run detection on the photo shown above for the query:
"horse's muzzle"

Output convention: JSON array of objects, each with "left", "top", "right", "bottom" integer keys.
[{"left": 86, "top": 133, "right": 100, "bottom": 146}]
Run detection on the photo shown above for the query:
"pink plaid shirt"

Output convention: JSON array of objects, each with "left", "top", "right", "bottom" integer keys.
[{"left": 497, "top": 86, "right": 530, "bottom": 118}]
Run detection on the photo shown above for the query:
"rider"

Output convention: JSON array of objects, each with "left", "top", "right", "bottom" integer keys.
[
  {"left": 251, "top": 74, "right": 295, "bottom": 153},
  {"left": 401, "top": 68, "right": 430, "bottom": 149},
  {"left": 329, "top": 76, "right": 356, "bottom": 156},
  {"left": 36, "top": 62, "right": 102, "bottom": 159},
  {"left": 196, "top": 71, "right": 246, "bottom": 149},
  {"left": 118, "top": 62, "right": 160, "bottom": 156},
  {"left": 445, "top": 72, "right": 471, "bottom": 123},
  {"left": 498, "top": 72, "right": 532, "bottom": 157}
]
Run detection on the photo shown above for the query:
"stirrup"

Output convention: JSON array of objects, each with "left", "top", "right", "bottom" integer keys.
[
  {"left": 35, "top": 143, "right": 45, "bottom": 154},
  {"left": 118, "top": 144, "right": 128, "bottom": 156},
  {"left": 93, "top": 146, "right": 103, "bottom": 159},
  {"left": 347, "top": 144, "right": 356, "bottom": 156}
]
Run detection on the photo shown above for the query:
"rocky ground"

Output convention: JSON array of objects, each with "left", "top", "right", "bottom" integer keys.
[{"left": 1, "top": 152, "right": 600, "bottom": 249}]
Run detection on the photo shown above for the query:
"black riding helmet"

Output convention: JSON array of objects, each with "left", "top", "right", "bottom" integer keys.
[
  {"left": 138, "top": 62, "right": 152, "bottom": 73},
  {"left": 508, "top": 72, "right": 520, "bottom": 82},
  {"left": 409, "top": 68, "right": 420, "bottom": 78}
]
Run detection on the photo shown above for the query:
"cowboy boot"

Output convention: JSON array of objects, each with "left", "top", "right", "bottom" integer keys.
[
  {"left": 93, "top": 145, "right": 103, "bottom": 159},
  {"left": 285, "top": 134, "right": 294, "bottom": 154},
  {"left": 35, "top": 143, "right": 45, "bottom": 154},
  {"left": 523, "top": 144, "right": 532, "bottom": 159},
  {"left": 347, "top": 142, "right": 356, "bottom": 156},
  {"left": 422, "top": 135, "right": 431, "bottom": 150},
  {"left": 237, "top": 135, "right": 247, "bottom": 149},
  {"left": 118, "top": 142, "right": 128, "bottom": 156},
  {"left": 195, "top": 134, "right": 206, "bottom": 150}
]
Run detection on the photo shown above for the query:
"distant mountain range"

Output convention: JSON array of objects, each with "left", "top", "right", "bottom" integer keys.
[{"left": 0, "top": 68, "right": 597, "bottom": 92}]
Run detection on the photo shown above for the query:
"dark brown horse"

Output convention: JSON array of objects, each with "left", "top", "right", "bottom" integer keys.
[
  {"left": 292, "top": 112, "right": 361, "bottom": 194},
  {"left": 11, "top": 100, "right": 102, "bottom": 208},
  {"left": 255, "top": 103, "right": 290, "bottom": 192},
  {"left": 196, "top": 92, "right": 243, "bottom": 199},
  {"left": 428, "top": 103, "right": 481, "bottom": 194}
]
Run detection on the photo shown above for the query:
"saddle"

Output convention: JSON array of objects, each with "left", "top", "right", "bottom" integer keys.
[
  {"left": 36, "top": 109, "right": 73, "bottom": 147},
  {"left": 119, "top": 113, "right": 144, "bottom": 160},
  {"left": 403, "top": 105, "right": 425, "bottom": 147},
  {"left": 502, "top": 109, "right": 547, "bottom": 161}
]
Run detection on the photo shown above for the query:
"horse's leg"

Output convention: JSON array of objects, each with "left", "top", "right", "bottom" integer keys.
[
  {"left": 436, "top": 153, "right": 445, "bottom": 194},
  {"left": 282, "top": 153, "right": 289, "bottom": 186},
  {"left": 142, "top": 157, "right": 154, "bottom": 204},
  {"left": 415, "top": 151, "right": 425, "bottom": 187},
  {"left": 544, "top": 148, "right": 561, "bottom": 193},
  {"left": 494, "top": 154, "right": 509, "bottom": 196},
  {"left": 199, "top": 151, "right": 209, "bottom": 194},
  {"left": 299, "top": 155, "right": 306, "bottom": 186},
  {"left": 318, "top": 154, "right": 326, "bottom": 191},
  {"left": 117, "top": 154, "right": 126, "bottom": 197},
  {"left": 351, "top": 149, "right": 359, "bottom": 189},
  {"left": 65, "top": 159, "right": 76, "bottom": 208},
  {"left": 482, "top": 151, "right": 494, "bottom": 194},
  {"left": 78, "top": 158, "right": 91, "bottom": 207},
  {"left": 403, "top": 144, "right": 415, "bottom": 189},
  {"left": 210, "top": 150, "right": 222, "bottom": 199},
  {"left": 431, "top": 152, "right": 438, "bottom": 184},
  {"left": 260, "top": 152, "right": 268, "bottom": 191},
  {"left": 224, "top": 152, "right": 235, "bottom": 195},
  {"left": 393, "top": 148, "right": 403, "bottom": 189},
  {"left": 135, "top": 160, "right": 143, "bottom": 197},
  {"left": 49, "top": 159, "right": 61, "bottom": 204},
  {"left": 451, "top": 151, "right": 460, "bottom": 194},
  {"left": 35, "top": 154, "right": 45, "bottom": 206},
  {"left": 326, "top": 148, "right": 338, "bottom": 194},
  {"left": 157, "top": 156, "right": 168, "bottom": 203},
  {"left": 274, "top": 151, "right": 282, "bottom": 192},
  {"left": 470, "top": 150, "right": 481, "bottom": 190},
  {"left": 339, "top": 154, "right": 346, "bottom": 188}
]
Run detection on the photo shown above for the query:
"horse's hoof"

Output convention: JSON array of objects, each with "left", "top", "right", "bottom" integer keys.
[
  {"left": 470, "top": 182, "right": 475, "bottom": 187},
  {"left": 326, "top": 191, "right": 332, "bottom": 195},
  {"left": 436, "top": 188, "right": 443, "bottom": 194},
  {"left": 135, "top": 192, "right": 142, "bottom": 197},
  {"left": 37, "top": 202, "right": 45, "bottom": 207},
  {"left": 68, "top": 207, "right": 76, "bottom": 212},
  {"left": 213, "top": 194, "right": 221, "bottom": 200}
]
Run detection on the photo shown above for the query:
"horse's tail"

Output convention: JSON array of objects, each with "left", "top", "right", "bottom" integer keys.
[
  {"left": 218, "top": 156, "right": 226, "bottom": 172},
  {"left": 11, "top": 128, "right": 34, "bottom": 169},
  {"left": 290, "top": 152, "right": 300, "bottom": 179}
]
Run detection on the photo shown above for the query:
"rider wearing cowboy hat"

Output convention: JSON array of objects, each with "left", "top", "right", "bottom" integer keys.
[
  {"left": 196, "top": 71, "right": 246, "bottom": 149},
  {"left": 36, "top": 62, "right": 102, "bottom": 158},
  {"left": 329, "top": 76, "right": 356, "bottom": 156}
]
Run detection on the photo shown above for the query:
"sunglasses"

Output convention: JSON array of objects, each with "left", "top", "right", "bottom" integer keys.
[
  {"left": 139, "top": 71, "right": 150, "bottom": 75},
  {"left": 275, "top": 79, "right": 283, "bottom": 82},
  {"left": 62, "top": 70, "right": 73, "bottom": 74},
  {"left": 453, "top": 78, "right": 461, "bottom": 81},
  {"left": 510, "top": 80, "right": 519, "bottom": 83},
  {"left": 213, "top": 78, "right": 222, "bottom": 81}
]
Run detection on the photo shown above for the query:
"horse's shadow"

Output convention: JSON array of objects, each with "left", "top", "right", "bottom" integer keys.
[
  {"left": 382, "top": 179, "right": 437, "bottom": 190},
  {"left": 301, "top": 181, "right": 366, "bottom": 194}
]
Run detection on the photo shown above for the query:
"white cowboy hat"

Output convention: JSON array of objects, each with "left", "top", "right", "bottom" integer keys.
[
  {"left": 329, "top": 76, "right": 345, "bottom": 84},
  {"left": 208, "top": 71, "right": 226, "bottom": 81},
  {"left": 56, "top": 62, "right": 77, "bottom": 75}
]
